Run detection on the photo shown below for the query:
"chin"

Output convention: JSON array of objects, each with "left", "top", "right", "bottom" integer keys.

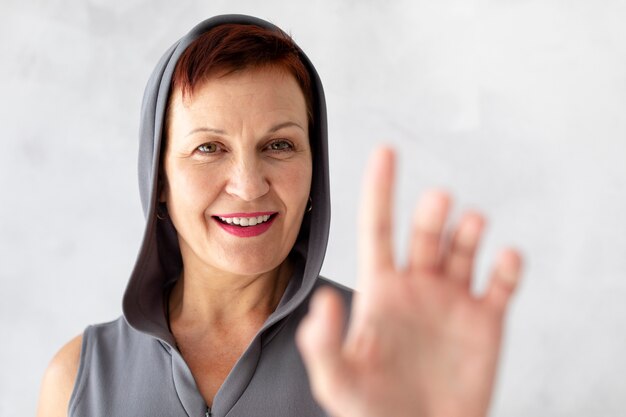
[
  {"left": 216, "top": 259, "right": 283, "bottom": 277},
  {"left": 180, "top": 235, "right": 295, "bottom": 278}
]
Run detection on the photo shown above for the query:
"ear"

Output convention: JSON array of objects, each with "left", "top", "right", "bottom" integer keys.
[{"left": 158, "top": 175, "right": 167, "bottom": 203}]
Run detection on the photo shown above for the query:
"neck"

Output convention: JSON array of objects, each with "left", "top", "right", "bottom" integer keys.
[{"left": 168, "top": 258, "right": 293, "bottom": 332}]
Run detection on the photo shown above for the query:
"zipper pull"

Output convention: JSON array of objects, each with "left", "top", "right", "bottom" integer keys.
[{"left": 205, "top": 406, "right": 211, "bottom": 417}]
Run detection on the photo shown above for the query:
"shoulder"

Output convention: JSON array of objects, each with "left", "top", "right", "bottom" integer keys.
[
  {"left": 36, "top": 334, "right": 83, "bottom": 417},
  {"left": 35, "top": 318, "right": 130, "bottom": 417}
]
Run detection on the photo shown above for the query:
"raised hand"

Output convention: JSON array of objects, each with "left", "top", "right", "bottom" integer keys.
[{"left": 297, "top": 147, "right": 523, "bottom": 417}]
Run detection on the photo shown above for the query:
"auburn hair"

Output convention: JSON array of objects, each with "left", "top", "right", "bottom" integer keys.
[{"left": 169, "top": 23, "right": 314, "bottom": 124}]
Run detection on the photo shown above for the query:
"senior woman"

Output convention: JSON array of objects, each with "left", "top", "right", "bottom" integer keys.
[{"left": 37, "top": 15, "right": 522, "bottom": 417}]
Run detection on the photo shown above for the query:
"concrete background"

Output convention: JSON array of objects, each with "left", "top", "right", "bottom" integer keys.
[{"left": 1, "top": 0, "right": 625, "bottom": 416}]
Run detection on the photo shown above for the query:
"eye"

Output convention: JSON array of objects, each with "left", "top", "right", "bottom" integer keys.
[
  {"left": 197, "top": 143, "right": 219, "bottom": 154},
  {"left": 267, "top": 140, "right": 294, "bottom": 152}
]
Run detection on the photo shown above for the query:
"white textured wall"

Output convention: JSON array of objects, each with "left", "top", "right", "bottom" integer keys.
[{"left": 1, "top": 1, "right": 625, "bottom": 416}]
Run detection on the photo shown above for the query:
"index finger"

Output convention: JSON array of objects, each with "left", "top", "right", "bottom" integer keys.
[{"left": 358, "top": 146, "right": 396, "bottom": 281}]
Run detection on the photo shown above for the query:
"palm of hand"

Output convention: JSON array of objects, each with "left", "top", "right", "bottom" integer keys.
[
  {"left": 297, "top": 148, "right": 522, "bottom": 417},
  {"left": 341, "top": 269, "right": 508, "bottom": 417}
]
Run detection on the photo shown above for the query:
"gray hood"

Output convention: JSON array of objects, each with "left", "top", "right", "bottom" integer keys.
[{"left": 122, "top": 14, "right": 330, "bottom": 349}]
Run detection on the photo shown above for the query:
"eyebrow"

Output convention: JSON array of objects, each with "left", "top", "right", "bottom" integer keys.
[
  {"left": 185, "top": 121, "right": 305, "bottom": 138},
  {"left": 185, "top": 127, "right": 225, "bottom": 137},
  {"left": 268, "top": 121, "right": 305, "bottom": 133}
]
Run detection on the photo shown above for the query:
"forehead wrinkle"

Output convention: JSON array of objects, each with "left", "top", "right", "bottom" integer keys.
[{"left": 169, "top": 68, "right": 308, "bottom": 143}]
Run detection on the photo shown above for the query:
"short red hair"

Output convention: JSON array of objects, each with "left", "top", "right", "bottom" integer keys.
[{"left": 170, "top": 23, "right": 314, "bottom": 123}]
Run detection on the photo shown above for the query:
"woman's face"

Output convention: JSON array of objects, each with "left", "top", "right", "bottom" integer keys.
[{"left": 162, "top": 67, "right": 312, "bottom": 278}]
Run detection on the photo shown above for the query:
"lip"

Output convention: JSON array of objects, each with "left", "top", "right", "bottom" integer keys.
[
  {"left": 213, "top": 212, "right": 277, "bottom": 238},
  {"left": 214, "top": 211, "right": 275, "bottom": 218}
]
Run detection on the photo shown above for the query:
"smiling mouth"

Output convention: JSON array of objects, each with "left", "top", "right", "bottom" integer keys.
[{"left": 214, "top": 213, "right": 277, "bottom": 227}]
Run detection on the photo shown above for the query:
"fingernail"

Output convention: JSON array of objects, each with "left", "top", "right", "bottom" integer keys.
[{"left": 500, "top": 250, "right": 522, "bottom": 285}]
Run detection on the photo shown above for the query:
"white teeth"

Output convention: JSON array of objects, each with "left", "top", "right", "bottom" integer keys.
[{"left": 218, "top": 214, "right": 273, "bottom": 227}]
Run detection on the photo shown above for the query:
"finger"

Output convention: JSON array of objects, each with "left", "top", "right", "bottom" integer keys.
[
  {"left": 483, "top": 248, "right": 523, "bottom": 311},
  {"left": 408, "top": 190, "right": 451, "bottom": 274},
  {"left": 358, "top": 147, "right": 395, "bottom": 278},
  {"left": 296, "top": 287, "right": 349, "bottom": 407},
  {"left": 443, "top": 211, "right": 485, "bottom": 287}
]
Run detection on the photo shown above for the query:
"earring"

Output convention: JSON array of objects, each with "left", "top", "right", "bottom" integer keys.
[
  {"left": 156, "top": 203, "right": 168, "bottom": 220},
  {"left": 307, "top": 196, "right": 313, "bottom": 213}
]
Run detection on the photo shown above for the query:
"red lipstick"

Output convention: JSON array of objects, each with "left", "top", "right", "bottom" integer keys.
[{"left": 213, "top": 212, "right": 277, "bottom": 238}]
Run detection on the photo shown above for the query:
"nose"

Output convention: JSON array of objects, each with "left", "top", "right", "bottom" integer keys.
[{"left": 224, "top": 154, "right": 270, "bottom": 202}]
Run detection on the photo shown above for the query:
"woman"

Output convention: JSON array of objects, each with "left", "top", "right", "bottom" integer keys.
[{"left": 37, "top": 15, "right": 522, "bottom": 417}]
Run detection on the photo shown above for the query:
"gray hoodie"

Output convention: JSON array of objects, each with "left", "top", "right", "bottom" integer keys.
[{"left": 68, "top": 14, "right": 352, "bottom": 417}]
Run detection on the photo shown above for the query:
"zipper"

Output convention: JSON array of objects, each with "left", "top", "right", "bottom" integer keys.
[{"left": 205, "top": 406, "right": 212, "bottom": 417}]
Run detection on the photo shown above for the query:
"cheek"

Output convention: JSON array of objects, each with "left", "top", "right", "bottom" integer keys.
[
  {"left": 280, "top": 160, "right": 313, "bottom": 208},
  {"left": 166, "top": 164, "right": 220, "bottom": 211}
]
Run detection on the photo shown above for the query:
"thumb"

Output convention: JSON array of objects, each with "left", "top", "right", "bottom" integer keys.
[{"left": 296, "top": 287, "right": 349, "bottom": 407}]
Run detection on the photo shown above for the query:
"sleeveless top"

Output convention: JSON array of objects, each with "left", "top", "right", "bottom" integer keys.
[{"left": 69, "top": 279, "right": 351, "bottom": 417}]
